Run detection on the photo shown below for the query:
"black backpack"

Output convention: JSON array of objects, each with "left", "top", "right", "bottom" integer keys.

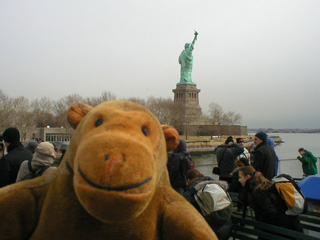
[{"left": 21, "top": 160, "right": 50, "bottom": 181}]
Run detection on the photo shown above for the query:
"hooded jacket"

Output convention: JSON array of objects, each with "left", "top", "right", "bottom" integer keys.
[
  {"left": 16, "top": 142, "right": 57, "bottom": 182},
  {"left": 167, "top": 140, "right": 190, "bottom": 188}
]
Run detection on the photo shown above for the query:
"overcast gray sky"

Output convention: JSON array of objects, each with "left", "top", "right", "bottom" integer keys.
[{"left": 1, "top": 0, "right": 320, "bottom": 129}]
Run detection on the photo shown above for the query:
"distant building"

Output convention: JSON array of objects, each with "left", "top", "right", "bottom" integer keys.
[{"left": 0, "top": 127, "right": 73, "bottom": 144}]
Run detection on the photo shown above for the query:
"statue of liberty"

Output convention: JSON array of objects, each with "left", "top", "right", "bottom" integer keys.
[{"left": 178, "top": 31, "right": 198, "bottom": 85}]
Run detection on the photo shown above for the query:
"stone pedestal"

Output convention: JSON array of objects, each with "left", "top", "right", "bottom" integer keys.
[{"left": 172, "top": 84, "right": 202, "bottom": 123}]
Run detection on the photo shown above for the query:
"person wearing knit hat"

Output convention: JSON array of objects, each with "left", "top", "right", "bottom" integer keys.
[
  {"left": 255, "top": 132, "right": 268, "bottom": 142},
  {"left": 26, "top": 140, "right": 38, "bottom": 154},
  {"left": 2, "top": 127, "right": 20, "bottom": 144},
  {"left": 16, "top": 142, "right": 57, "bottom": 182},
  {"left": 252, "top": 132, "right": 277, "bottom": 180},
  {"left": 0, "top": 127, "right": 33, "bottom": 187}
]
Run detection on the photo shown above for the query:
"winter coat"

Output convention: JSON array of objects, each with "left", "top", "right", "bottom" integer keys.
[
  {"left": 0, "top": 142, "right": 33, "bottom": 186},
  {"left": 252, "top": 142, "right": 276, "bottom": 180},
  {"left": 297, "top": 151, "right": 318, "bottom": 176},
  {"left": 0, "top": 156, "right": 10, "bottom": 188},
  {"left": 216, "top": 144, "right": 244, "bottom": 179},
  {"left": 16, "top": 159, "right": 56, "bottom": 182},
  {"left": 167, "top": 140, "right": 190, "bottom": 189},
  {"left": 183, "top": 178, "right": 232, "bottom": 240},
  {"left": 245, "top": 182, "right": 303, "bottom": 232},
  {"left": 183, "top": 176, "right": 214, "bottom": 211}
]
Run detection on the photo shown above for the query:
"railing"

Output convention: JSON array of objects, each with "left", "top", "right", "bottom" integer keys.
[
  {"left": 278, "top": 157, "right": 320, "bottom": 178},
  {"left": 193, "top": 157, "right": 320, "bottom": 179}
]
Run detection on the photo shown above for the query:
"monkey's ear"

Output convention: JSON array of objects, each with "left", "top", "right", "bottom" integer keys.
[
  {"left": 67, "top": 103, "right": 93, "bottom": 129},
  {"left": 162, "top": 125, "right": 180, "bottom": 152}
]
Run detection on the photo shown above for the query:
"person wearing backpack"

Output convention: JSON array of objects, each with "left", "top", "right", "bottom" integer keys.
[
  {"left": 297, "top": 147, "right": 318, "bottom": 176},
  {"left": 239, "top": 166, "right": 303, "bottom": 233},
  {"left": 215, "top": 136, "right": 244, "bottom": 184},
  {"left": 167, "top": 139, "right": 191, "bottom": 195},
  {"left": 183, "top": 169, "right": 233, "bottom": 240},
  {"left": 16, "top": 142, "right": 57, "bottom": 182}
]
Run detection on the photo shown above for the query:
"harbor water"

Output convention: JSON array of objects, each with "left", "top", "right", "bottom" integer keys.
[{"left": 192, "top": 133, "right": 320, "bottom": 179}]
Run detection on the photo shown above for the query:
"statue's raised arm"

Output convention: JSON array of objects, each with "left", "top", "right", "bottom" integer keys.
[
  {"left": 191, "top": 31, "right": 198, "bottom": 47},
  {"left": 178, "top": 31, "right": 198, "bottom": 85}
]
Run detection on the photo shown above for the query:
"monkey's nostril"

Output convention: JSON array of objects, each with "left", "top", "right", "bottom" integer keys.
[{"left": 104, "top": 155, "right": 109, "bottom": 161}]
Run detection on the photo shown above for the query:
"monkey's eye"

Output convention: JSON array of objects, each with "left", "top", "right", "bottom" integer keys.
[
  {"left": 95, "top": 118, "right": 103, "bottom": 127},
  {"left": 142, "top": 126, "right": 148, "bottom": 136}
]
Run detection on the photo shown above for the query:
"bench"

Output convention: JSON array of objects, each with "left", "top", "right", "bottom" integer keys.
[
  {"left": 228, "top": 191, "right": 320, "bottom": 239},
  {"left": 230, "top": 214, "right": 319, "bottom": 240},
  {"left": 298, "top": 210, "right": 320, "bottom": 236}
]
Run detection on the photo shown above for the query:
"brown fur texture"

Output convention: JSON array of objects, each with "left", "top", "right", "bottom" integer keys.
[{"left": 0, "top": 101, "right": 216, "bottom": 240}]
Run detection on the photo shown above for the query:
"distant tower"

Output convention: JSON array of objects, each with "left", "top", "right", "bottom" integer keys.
[{"left": 172, "top": 84, "right": 202, "bottom": 123}]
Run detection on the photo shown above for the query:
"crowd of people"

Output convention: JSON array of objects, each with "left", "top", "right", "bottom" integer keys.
[
  {"left": 166, "top": 132, "right": 318, "bottom": 239},
  {"left": 0, "top": 127, "right": 59, "bottom": 188},
  {"left": 0, "top": 126, "right": 318, "bottom": 239}
]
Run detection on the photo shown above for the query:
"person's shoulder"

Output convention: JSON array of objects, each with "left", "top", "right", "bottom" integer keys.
[
  {"left": 306, "top": 151, "right": 314, "bottom": 156},
  {"left": 253, "top": 187, "right": 269, "bottom": 199},
  {"left": 20, "top": 160, "right": 29, "bottom": 167},
  {"left": 256, "top": 142, "right": 267, "bottom": 150},
  {"left": 217, "top": 145, "right": 226, "bottom": 150}
]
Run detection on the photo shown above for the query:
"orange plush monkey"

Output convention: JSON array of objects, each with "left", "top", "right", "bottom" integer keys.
[{"left": 0, "top": 101, "right": 216, "bottom": 240}]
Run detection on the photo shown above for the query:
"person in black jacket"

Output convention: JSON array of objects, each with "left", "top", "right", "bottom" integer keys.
[
  {"left": 0, "top": 142, "right": 4, "bottom": 159},
  {"left": 239, "top": 166, "right": 303, "bottom": 233},
  {"left": 229, "top": 158, "right": 250, "bottom": 211},
  {"left": 252, "top": 132, "right": 277, "bottom": 180},
  {"left": 0, "top": 128, "right": 33, "bottom": 187},
  {"left": 183, "top": 169, "right": 232, "bottom": 240},
  {"left": 167, "top": 139, "right": 190, "bottom": 195},
  {"left": 215, "top": 136, "right": 244, "bottom": 183}
]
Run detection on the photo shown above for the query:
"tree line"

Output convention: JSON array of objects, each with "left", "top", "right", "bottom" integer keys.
[{"left": 0, "top": 90, "right": 242, "bottom": 132}]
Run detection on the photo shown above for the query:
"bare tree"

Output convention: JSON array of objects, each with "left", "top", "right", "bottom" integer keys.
[
  {"left": 11, "top": 97, "right": 34, "bottom": 141},
  {"left": 63, "top": 94, "right": 84, "bottom": 107},
  {"left": 208, "top": 102, "right": 224, "bottom": 124},
  {"left": 125, "top": 97, "right": 147, "bottom": 107},
  {"left": 145, "top": 97, "right": 177, "bottom": 125},
  {"left": 85, "top": 91, "right": 117, "bottom": 107},
  {"left": 100, "top": 91, "right": 117, "bottom": 102},
  {"left": 208, "top": 102, "right": 242, "bottom": 125},
  {"left": 53, "top": 99, "right": 68, "bottom": 128},
  {"left": 52, "top": 94, "right": 84, "bottom": 129},
  {"left": 84, "top": 96, "right": 101, "bottom": 107},
  {"left": 0, "top": 90, "right": 13, "bottom": 128},
  {"left": 31, "top": 97, "right": 55, "bottom": 127},
  {"left": 227, "top": 111, "right": 242, "bottom": 125}
]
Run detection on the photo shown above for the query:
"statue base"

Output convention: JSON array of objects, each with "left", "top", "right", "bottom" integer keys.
[{"left": 176, "top": 81, "right": 196, "bottom": 86}]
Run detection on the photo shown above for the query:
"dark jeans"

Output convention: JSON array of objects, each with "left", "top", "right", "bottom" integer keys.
[{"left": 209, "top": 218, "right": 233, "bottom": 240}]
